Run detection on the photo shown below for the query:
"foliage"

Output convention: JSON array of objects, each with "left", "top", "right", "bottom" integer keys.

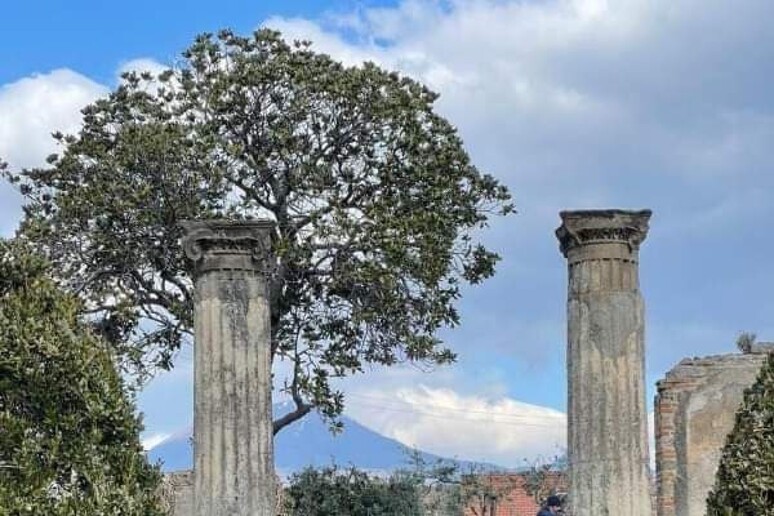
[
  {"left": 736, "top": 331, "right": 756, "bottom": 354},
  {"left": 706, "top": 353, "right": 774, "bottom": 514},
  {"left": 521, "top": 454, "right": 566, "bottom": 505},
  {"left": 0, "top": 240, "right": 165, "bottom": 515},
  {"left": 283, "top": 451, "right": 564, "bottom": 516},
  {"left": 285, "top": 464, "right": 423, "bottom": 516},
  {"left": 3, "top": 28, "right": 514, "bottom": 431},
  {"left": 396, "top": 449, "right": 463, "bottom": 515},
  {"left": 400, "top": 448, "right": 527, "bottom": 516}
]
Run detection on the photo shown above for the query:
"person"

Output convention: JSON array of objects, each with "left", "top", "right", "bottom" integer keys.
[{"left": 537, "top": 495, "right": 563, "bottom": 516}]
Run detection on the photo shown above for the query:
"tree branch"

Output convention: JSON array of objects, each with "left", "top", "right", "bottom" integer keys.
[
  {"left": 272, "top": 402, "right": 312, "bottom": 435},
  {"left": 273, "top": 321, "right": 314, "bottom": 434}
]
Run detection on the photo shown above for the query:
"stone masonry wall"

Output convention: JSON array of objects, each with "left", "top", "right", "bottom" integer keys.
[
  {"left": 655, "top": 352, "right": 767, "bottom": 516},
  {"left": 159, "top": 470, "right": 193, "bottom": 516},
  {"left": 159, "top": 471, "right": 290, "bottom": 516}
]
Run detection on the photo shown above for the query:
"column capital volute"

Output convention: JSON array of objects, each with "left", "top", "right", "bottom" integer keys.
[
  {"left": 555, "top": 209, "right": 651, "bottom": 258},
  {"left": 180, "top": 219, "right": 275, "bottom": 275}
]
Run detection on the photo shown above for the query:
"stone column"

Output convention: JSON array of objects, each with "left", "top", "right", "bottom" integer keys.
[
  {"left": 181, "top": 220, "right": 275, "bottom": 516},
  {"left": 555, "top": 209, "right": 652, "bottom": 516}
]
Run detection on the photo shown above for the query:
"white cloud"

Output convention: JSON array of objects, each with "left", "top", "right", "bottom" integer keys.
[
  {"left": 0, "top": 69, "right": 107, "bottom": 170},
  {"left": 262, "top": 16, "right": 382, "bottom": 70},
  {"left": 345, "top": 384, "right": 566, "bottom": 467},
  {"left": 0, "top": 69, "right": 107, "bottom": 237},
  {"left": 141, "top": 432, "right": 172, "bottom": 451},
  {"left": 264, "top": 0, "right": 774, "bottom": 209}
]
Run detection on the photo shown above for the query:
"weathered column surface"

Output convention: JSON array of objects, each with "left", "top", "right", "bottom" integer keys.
[
  {"left": 556, "top": 209, "right": 652, "bottom": 516},
  {"left": 182, "top": 220, "right": 275, "bottom": 516}
]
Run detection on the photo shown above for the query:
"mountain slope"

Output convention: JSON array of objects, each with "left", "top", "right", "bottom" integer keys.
[{"left": 147, "top": 406, "right": 452, "bottom": 475}]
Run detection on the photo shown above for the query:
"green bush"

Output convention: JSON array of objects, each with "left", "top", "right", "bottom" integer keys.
[
  {"left": 0, "top": 241, "right": 165, "bottom": 515},
  {"left": 286, "top": 465, "right": 424, "bottom": 515},
  {"left": 706, "top": 353, "right": 774, "bottom": 514}
]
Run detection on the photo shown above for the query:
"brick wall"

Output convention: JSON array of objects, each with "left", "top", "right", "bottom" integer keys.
[{"left": 463, "top": 473, "right": 566, "bottom": 516}]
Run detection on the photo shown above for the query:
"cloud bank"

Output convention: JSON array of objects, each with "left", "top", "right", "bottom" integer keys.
[
  {"left": 261, "top": 0, "right": 774, "bottom": 460},
  {"left": 346, "top": 384, "right": 566, "bottom": 467},
  {"left": 264, "top": 0, "right": 774, "bottom": 376}
]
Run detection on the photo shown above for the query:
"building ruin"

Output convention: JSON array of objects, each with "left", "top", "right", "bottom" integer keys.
[{"left": 655, "top": 347, "right": 771, "bottom": 516}]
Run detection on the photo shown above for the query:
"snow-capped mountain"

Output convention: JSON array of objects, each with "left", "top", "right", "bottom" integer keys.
[{"left": 147, "top": 403, "right": 503, "bottom": 476}]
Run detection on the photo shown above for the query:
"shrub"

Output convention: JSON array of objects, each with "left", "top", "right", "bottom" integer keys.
[
  {"left": 286, "top": 464, "right": 423, "bottom": 515},
  {"left": 0, "top": 241, "right": 165, "bottom": 515}
]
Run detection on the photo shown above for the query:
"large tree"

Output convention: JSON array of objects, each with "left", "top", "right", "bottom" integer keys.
[
  {"left": 0, "top": 241, "right": 164, "bottom": 515},
  {"left": 3, "top": 29, "right": 513, "bottom": 432}
]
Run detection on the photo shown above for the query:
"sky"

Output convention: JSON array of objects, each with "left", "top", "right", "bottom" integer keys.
[{"left": 2, "top": 0, "right": 774, "bottom": 468}]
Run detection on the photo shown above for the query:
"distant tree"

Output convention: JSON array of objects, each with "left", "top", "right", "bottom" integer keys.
[
  {"left": 398, "top": 449, "right": 462, "bottom": 515},
  {"left": 459, "top": 471, "right": 515, "bottom": 516},
  {"left": 285, "top": 464, "right": 423, "bottom": 515},
  {"left": 706, "top": 353, "right": 774, "bottom": 514},
  {"left": 0, "top": 241, "right": 164, "bottom": 515},
  {"left": 2, "top": 28, "right": 514, "bottom": 432},
  {"left": 400, "top": 449, "right": 521, "bottom": 516},
  {"left": 521, "top": 453, "right": 566, "bottom": 506},
  {"left": 736, "top": 332, "right": 756, "bottom": 354}
]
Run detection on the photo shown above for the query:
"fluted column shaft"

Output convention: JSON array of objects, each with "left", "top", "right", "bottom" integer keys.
[
  {"left": 182, "top": 220, "right": 275, "bottom": 516},
  {"left": 556, "top": 210, "right": 652, "bottom": 516}
]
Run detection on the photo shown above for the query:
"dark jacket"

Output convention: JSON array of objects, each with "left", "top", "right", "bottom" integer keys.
[{"left": 537, "top": 509, "right": 556, "bottom": 516}]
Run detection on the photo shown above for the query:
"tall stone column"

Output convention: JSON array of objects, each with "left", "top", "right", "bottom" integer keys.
[
  {"left": 181, "top": 220, "right": 276, "bottom": 516},
  {"left": 555, "top": 209, "right": 652, "bottom": 516}
]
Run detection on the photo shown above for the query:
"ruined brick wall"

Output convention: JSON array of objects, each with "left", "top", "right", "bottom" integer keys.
[{"left": 655, "top": 352, "right": 767, "bottom": 516}]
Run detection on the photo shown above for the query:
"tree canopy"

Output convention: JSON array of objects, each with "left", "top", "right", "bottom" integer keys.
[
  {"left": 0, "top": 240, "right": 164, "bottom": 515},
  {"left": 3, "top": 28, "right": 514, "bottom": 432},
  {"left": 285, "top": 465, "right": 423, "bottom": 516},
  {"left": 283, "top": 458, "right": 520, "bottom": 516},
  {"left": 706, "top": 353, "right": 774, "bottom": 514}
]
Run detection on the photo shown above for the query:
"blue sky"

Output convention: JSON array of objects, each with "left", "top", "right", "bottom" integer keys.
[
  {"left": 0, "top": 0, "right": 397, "bottom": 84},
  {"left": 3, "top": 0, "right": 774, "bottom": 466}
]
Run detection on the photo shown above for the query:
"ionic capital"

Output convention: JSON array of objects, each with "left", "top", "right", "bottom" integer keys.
[{"left": 180, "top": 219, "right": 275, "bottom": 275}]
